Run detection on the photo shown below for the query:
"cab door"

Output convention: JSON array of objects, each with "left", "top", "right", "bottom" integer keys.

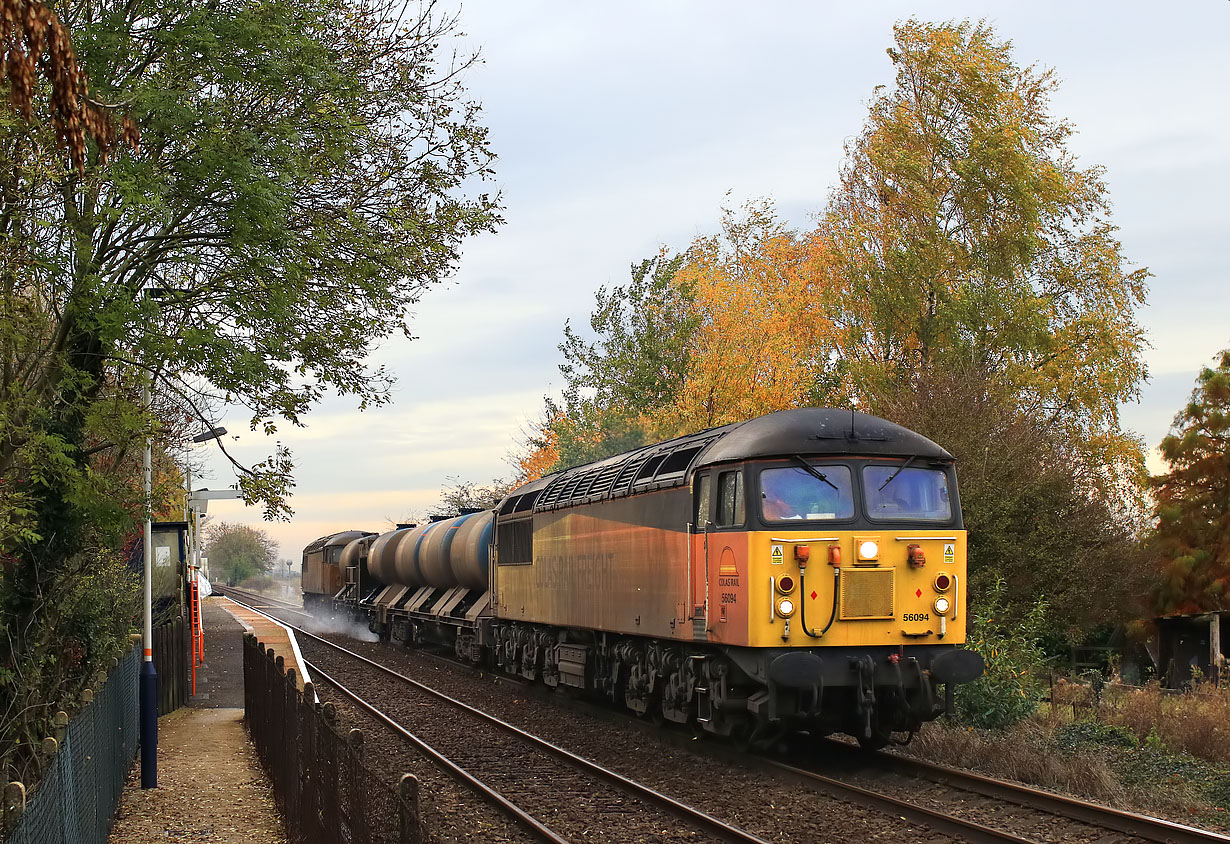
[
  {"left": 690, "top": 469, "right": 748, "bottom": 642},
  {"left": 690, "top": 473, "right": 712, "bottom": 640}
]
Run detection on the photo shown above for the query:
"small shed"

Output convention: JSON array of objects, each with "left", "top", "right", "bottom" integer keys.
[{"left": 1154, "top": 612, "right": 1229, "bottom": 688}]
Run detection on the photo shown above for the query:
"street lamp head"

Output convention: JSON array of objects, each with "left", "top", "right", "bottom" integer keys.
[{"left": 192, "top": 426, "right": 227, "bottom": 443}]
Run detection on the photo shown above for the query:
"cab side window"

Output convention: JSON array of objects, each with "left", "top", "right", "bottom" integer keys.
[
  {"left": 694, "top": 474, "right": 712, "bottom": 527},
  {"left": 716, "top": 470, "right": 744, "bottom": 527}
]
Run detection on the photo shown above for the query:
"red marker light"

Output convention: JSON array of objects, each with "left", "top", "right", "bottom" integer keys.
[
  {"left": 777, "top": 575, "right": 795, "bottom": 593},
  {"left": 934, "top": 573, "right": 951, "bottom": 592}
]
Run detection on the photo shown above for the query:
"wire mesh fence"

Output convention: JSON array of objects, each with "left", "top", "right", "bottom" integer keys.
[
  {"left": 243, "top": 633, "right": 424, "bottom": 844},
  {"left": 3, "top": 648, "right": 139, "bottom": 844}
]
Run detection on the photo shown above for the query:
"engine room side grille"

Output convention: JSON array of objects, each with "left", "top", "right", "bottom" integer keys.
[{"left": 840, "top": 568, "right": 895, "bottom": 620}]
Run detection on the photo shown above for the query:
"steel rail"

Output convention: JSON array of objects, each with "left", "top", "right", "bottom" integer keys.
[
  {"left": 870, "top": 747, "right": 1230, "bottom": 844},
  {"left": 753, "top": 756, "right": 1039, "bottom": 844},
  {"left": 233, "top": 595, "right": 773, "bottom": 844},
  {"left": 306, "top": 660, "right": 571, "bottom": 844}
]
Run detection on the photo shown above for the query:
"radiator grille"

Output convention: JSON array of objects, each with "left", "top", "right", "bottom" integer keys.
[{"left": 840, "top": 568, "right": 895, "bottom": 619}]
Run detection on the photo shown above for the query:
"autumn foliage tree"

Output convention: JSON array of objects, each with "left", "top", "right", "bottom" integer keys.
[
  {"left": 1151, "top": 350, "right": 1230, "bottom": 616},
  {"left": 821, "top": 19, "right": 1148, "bottom": 488},
  {"left": 667, "top": 201, "right": 841, "bottom": 432}
]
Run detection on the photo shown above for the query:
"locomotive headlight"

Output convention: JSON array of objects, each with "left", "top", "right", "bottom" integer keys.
[
  {"left": 858, "top": 540, "right": 879, "bottom": 561},
  {"left": 777, "top": 598, "right": 796, "bottom": 617},
  {"left": 934, "top": 596, "right": 951, "bottom": 615}
]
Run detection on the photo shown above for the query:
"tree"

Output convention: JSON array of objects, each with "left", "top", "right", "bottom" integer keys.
[
  {"left": 0, "top": 0, "right": 497, "bottom": 635},
  {"left": 0, "top": 0, "right": 497, "bottom": 785},
  {"left": 206, "top": 521, "right": 278, "bottom": 586},
  {"left": 1151, "top": 349, "right": 1230, "bottom": 616},
  {"left": 519, "top": 252, "right": 695, "bottom": 473},
  {"left": 665, "top": 200, "right": 842, "bottom": 432},
  {"left": 820, "top": 19, "right": 1148, "bottom": 488},
  {"left": 1, "top": 0, "right": 500, "bottom": 541}
]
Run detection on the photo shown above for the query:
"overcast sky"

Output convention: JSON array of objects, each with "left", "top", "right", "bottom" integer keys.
[{"left": 198, "top": 1, "right": 1230, "bottom": 564}]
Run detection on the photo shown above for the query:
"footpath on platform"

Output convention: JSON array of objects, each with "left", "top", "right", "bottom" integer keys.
[{"left": 107, "top": 597, "right": 306, "bottom": 844}]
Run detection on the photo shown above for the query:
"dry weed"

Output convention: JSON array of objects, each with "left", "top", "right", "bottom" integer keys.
[
  {"left": 903, "top": 717, "right": 1123, "bottom": 802},
  {"left": 1098, "top": 681, "right": 1230, "bottom": 763}
]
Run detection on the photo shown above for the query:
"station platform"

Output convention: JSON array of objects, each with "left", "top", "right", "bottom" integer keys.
[
  {"left": 219, "top": 597, "right": 313, "bottom": 692},
  {"left": 107, "top": 598, "right": 290, "bottom": 844}
]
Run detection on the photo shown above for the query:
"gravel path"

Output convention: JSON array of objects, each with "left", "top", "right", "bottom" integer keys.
[{"left": 107, "top": 707, "right": 287, "bottom": 844}]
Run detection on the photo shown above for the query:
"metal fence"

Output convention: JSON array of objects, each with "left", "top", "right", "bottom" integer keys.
[
  {"left": 243, "top": 633, "right": 425, "bottom": 844},
  {"left": 3, "top": 648, "right": 139, "bottom": 844}
]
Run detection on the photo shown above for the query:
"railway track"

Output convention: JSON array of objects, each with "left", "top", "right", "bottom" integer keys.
[
  {"left": 811, "top": 741, "right": 1230, "bottom": 844},
  {"left": 218, "top": 585, "right": 310, "bottom": 616},
  {"left": 226, "top": 593, "right": 776, "bottom": 843},
  {"left": 224, "top": 591, "right": 1230, "bottom": 844}
]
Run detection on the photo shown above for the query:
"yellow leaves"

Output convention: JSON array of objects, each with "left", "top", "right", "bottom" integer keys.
[
  {"left": 513, "top": 422, "right": 559, "bottom": 485},
  {"left": 654, "top": 202, "right": 843, "bottom": 434}
]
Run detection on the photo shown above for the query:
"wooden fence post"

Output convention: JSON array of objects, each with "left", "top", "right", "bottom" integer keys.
[
  {"left": 3, "top": 782, "right": 25, "bottom": 834},
  {"left": 398, "top": 774, "right": 421, "bottom": 844},
  {"left": 348, "top": 729, "right": 368, "bottom": 844}
]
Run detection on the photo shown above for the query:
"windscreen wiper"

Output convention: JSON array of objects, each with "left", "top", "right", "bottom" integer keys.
[
  {"left": 791, "top": 454, "right": 838, "bottom": 491},
  {"left": 878, "top": 455, "right": 918, "bottom": 491}
]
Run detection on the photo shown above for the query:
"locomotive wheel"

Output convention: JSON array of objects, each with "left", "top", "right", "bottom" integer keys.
[
  {"left": 645, "top": 690, "right": 666, "bottom": 727},
  {"left": 731, "top": 720, "right": 756, "bottom": 753},
  {"left": 857, "top": 726, "right": 892, "bottom": 751}
]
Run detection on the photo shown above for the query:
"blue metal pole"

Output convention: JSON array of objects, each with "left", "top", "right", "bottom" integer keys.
[{"left": 140, "top": 660, "right": 158, "bottom": 787}]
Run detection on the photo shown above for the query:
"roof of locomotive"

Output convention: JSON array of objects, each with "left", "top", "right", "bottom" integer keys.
[
  {"left": 500, "top": 408, "right": 952, "bottom": 515},
  {"left": 304, "top": 530, "right": 375, "bottom": 554},
  {"left": 693, "top": 408, "right": 952, "bottom": 466}
]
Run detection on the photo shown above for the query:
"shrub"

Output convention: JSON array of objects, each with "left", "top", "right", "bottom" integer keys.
[
  {"left": 240, "top": 574, "right": 275, "bottom": 592},
  {"left": 1054, "top": 719, "right": 1137, "bottom": 751},
  {"left": 955, "top": 577, "right": 1047, "bottom": 729},
  {"left": 0, "top": 547, "right": 139, "bottom": 783}
]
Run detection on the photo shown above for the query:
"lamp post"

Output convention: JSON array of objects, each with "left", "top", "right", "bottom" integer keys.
[
  {"left": 141, "top": 377, "right": 156, "bottom": 788},
  {"left": 140, "top": 286, "right": 215, "bottom": 789},
  {"left": 139, "top": 285, "right": 174, "bottom": 788}
]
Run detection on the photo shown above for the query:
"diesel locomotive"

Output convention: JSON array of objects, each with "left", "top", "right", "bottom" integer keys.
[{"left": 302, "top": 408, "right": 984, "bottom": 747}]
